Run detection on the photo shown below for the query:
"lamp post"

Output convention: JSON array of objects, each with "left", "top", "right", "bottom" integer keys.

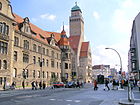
[
  {"left": 105, "top": 48, "right": 123, "bottom": 89},
  {"left": 105, "top": 48, "right": 122, "bottom": 74}
]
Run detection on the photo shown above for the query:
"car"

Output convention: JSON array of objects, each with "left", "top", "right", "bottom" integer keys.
[
  {"left": 53, "top": 82, "right": 65, "bottom": 88},
  {"left": 65, "top": 81, "right": 76, "bottom": 88}
]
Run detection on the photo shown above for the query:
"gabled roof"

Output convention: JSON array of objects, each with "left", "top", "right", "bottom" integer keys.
[
  {"left": 69, "top": 35, "right": 80, "bottom": 52},
  {"left": 80, "top": 42, "right": 89, "bottom": 57},
  {"left": 14, "top": 13, "right": 61, "bottom": 48}
]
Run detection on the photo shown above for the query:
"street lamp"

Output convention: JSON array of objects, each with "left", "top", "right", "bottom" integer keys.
[
  {"left": 105, "top": 48, "right": 122, "bottom": 74},
  {"left": 105, "top": 47, "right": 123, "bottom": 89}
]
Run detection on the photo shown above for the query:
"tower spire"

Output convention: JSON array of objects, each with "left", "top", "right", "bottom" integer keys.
[
  {"left": 75, "top": 2, "right": 77, "bottom": 6},
  {"left": 63, "top": 22, "right": 64, "bottom": 31}
]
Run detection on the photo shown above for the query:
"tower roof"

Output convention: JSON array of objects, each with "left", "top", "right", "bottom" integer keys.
[
  {"left": 58, "top": 26, "right": 69, "bottom": 46},
  {"left": 71, "top": 2, "right": 81, "bottom": 12}
]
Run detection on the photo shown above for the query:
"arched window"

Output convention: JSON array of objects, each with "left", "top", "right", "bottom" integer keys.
[
  {"left": 0, "top": 60, "right": 1, "bottom": 69},
  {"left": 3, "top": 60, "right": 7, "bottom": 69},
  {"left": 13, "top": 68, "right": 17, "bottom": 77},
  {"left": 0, "top": 2, "right": 2, "bottom": 10}
]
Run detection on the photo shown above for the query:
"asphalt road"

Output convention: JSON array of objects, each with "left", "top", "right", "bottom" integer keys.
[{"left": 0, "top": 84, "right": 128, "bottom": 105}]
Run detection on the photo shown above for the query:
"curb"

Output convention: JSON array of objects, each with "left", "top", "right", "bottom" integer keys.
[{"left": 119, "top": 99, "right": 140, "bottom": 105}]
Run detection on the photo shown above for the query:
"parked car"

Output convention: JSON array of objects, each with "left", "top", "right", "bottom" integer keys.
[
  {"left": 53, "top": 82, "right": 65, "bottom": 88},
  {"left": 65, "top": 81, "right": 76, "bottom": 88}
]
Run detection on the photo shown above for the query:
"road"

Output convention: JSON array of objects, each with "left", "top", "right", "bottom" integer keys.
[{"left": 0, "top": 84, "right": 128, "bottom": 105}]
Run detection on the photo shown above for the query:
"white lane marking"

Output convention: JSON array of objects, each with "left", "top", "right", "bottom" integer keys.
[
  {"left": 75, "top": 100, "right": 81, "bottom": 103},
  {"left": 49, "top": 99, "right": 56, "bottom": 101},
  {"left": 67, "top": 104, "right": 71, "bottom": 105},
  {"left": 66, "top": 100, "right": 72, "bottom": 102}
]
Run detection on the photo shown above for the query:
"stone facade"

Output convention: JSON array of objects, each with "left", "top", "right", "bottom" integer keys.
[
  {"left": 69, "top": 3, "right": 92, "bottom": 83},
  {"left": 0, "top": 0, "right": 15, "bottom": 89}
]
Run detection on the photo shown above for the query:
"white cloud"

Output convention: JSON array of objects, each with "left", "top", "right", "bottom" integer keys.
[
  {"left": 93, "top": 40, "right": 129, "bottom": 72},
  {"left": 57, "top": 25, "right": 69, "bottom": 36},
  {"left": 40, "top": 13, "right": 56, "bottom": 21},
  {"left": 93, "top": 11, "right": 100, "bottom": 20},
  {"left": 31, "top": 18, "right": 38, "bottom": 22}
]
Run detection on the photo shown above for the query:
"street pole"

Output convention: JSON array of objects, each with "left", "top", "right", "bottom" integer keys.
[{"left": 105, "top": 48, "right": 123, "bottom": 89}]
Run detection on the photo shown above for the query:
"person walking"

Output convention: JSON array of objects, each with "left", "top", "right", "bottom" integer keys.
[
  {"left": 43, "top": 81, "right": 46, "bottom": 89},
  {"left": 22, "top": 81, "right": 25, "bottom": 89},
  {"left": 112, "top": 79, "right": 116, "bottom": 90},
  {"left": 104, "top": 79, "right": 110, "bottom": 91},
  {"left": 137, "top": 80, "right": 140, "bottom": 91},
  {"left": 39, "top": 81, "right": 42, "bottom": 89},
  {"left": 93, "top": 80, "right": 98, "bottom": 90}
]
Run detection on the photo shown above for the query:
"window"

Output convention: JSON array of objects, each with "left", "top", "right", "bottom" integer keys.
[
  {"left": 33, "top": 56, "right": 36, "bottom": 64},
  {"left": 51, "top": 60, "right": 54, "bottom": 68},
  {"left": 51, "top": 72, "right": 55, "bottom": 79},
  {"left": 23, "top": 40, "right": 29, "bottom": 49},
  {"left": 51, "top": 51, "right": 54, "bottom": 58},
  {"left": 33, "top": 70, "right": 35, "bottom": 78},
  {"left": 13, "top": 68, "right": 17, "bottom": 77},
  {"left": 33, "top": 44, "right": 37, "bottom": 52},
  {"left": 23, "top": 54, "right": 29, "bottom": 63},
  {"left": 38, "top": 57, "right": 40, "bottom": 66},
  {"left": 0, "top": 60, "right": 1, "bottom": 69},
  {"left": 3, "top": 60, "right": 7, "bottom": 69},
  {"left": 0, "top": 2, "right": 2, "bottom": 10},
  {"left": 57, "top": 62, "right": 58, "bottom": 69},
  {"left": 0, "top": 77, "right": 2, "bottom": 85},
  {"left": 46, "top": 59, "right": 49, "bottom": 67},
  {"left": 0, "top": 41, "right": 8, "bottom": 54},
  {"left": 43, "top": 48, "right": 45, "bottom": 55},
  {"left": 14, "top": 51, "right": 17, "bottom": 61},
  {"left": 47, "top": 72, "right": 49, "bottom": 78},
  {"left": 38, "top": 71, "right": 40, "bottom": 78},
  {"left": 65, "top": 63, "right": 68, "bottom": 69},
  {"left": 69, "top": 64, "right": 71, "bottom": 69},
  {"left": 14, "top": 36, "right": 19, "bottom": 46},
  {"left": 0, "top": 22, "right": 9, "bottom": 35},
  {"left": 46, "top": 49, "right": 49, "bottom": 56},
  {"left": 57, "top": 53, "right": 58, "bottom": 59},
  {"left": 38, "top": 46, "right": 41, "bottom": 53},
  {"left": 42, "top": 58, "right": 45, "bottom": 66}
]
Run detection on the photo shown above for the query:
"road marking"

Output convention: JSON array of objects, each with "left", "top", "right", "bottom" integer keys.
[
  {"left": 67, "top": 104, "right": 71, "bottom": 105},
  {"left": 49, "top": 99, "right": 56, "bottom": 101},
  {"left": 66, "top": 100, "right": 72, "bottom": 102},
  {"left": 75, "top": 100, "right": 81, "bottom": 103}
]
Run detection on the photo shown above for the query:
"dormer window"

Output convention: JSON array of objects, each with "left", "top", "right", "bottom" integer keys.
[
  {"left": 50, "top": 33, "right": 54, "bottom": 38},
  {"left": 24, "top": 17, "right": 29, "bottom": 24},
  {"left": 0, "top": 2, "right": 2, "bottom": 11}
]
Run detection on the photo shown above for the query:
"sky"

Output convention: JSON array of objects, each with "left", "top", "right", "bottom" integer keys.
[{"left": 10, "top": 0, "right": 140, "bottom": 72}]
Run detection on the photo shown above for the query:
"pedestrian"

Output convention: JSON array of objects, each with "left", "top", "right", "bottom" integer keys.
[
  {"left": 31, "top": 81, "right": 35, "bottom": 90},
  {"left": 137, "top": 80, "right": 140, "bottom": 91},
  {"left": 39, "top": 81, "right": 42, "bottom": 89},
  {"left": 11, "top": 81, "right": 16, "bottom": 90},
  {"left": 93, "top": 80, "right": 98, "bottom": 90},
  {"left": 43, "top": 81, "right": 46, "bottom": 89},
  {"left": 104, "top": 79, "right": 110, "bottom": 91},
  {"left": 112, "top": 79, "right": 116, "bottom": 90},
  {"left": 35, "top": 81, "right": 38, "bottom": 90},
  {"left": 22, "top": 81, "right": 25, "bottom": 89}
]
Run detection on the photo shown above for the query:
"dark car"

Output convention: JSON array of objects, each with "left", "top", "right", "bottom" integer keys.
[
  {"left": 65, "top": 81, "right": 76, "bottom": 88},
  {"left": 53, "top": 82, "right": 65, "bottom": 88}
]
